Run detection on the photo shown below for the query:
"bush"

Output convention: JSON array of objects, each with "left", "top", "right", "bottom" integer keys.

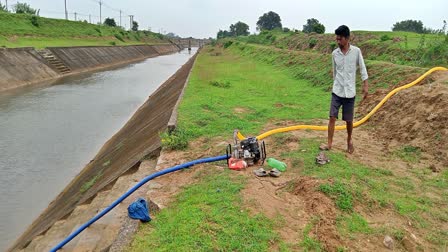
[
  {"left": 160, "top": 128, "right": 189, "bottom": 150},
  {"left": 380, "top": 34, "right": 392, "bottom": 41},
  {"left": 309, "top": 38, "right": 318, "bottom": 48},
  {"left": 223, "top": 40, "right": 233, "bottom": 48},
  {"left": 114, "top": 33, "right": 125, "bottom": 42},
  {"left": 109, "top": 41, "right": 116, "bottom": 46},
  {"left": 329, "top": 41, "right": 337, "bottom": 50},
  {"left": 30, "top": 15, "right": 39, "bottom": 27}
]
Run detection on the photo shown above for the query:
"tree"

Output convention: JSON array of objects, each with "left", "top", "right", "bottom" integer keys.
[
  {"left": 302, "top": 18, "right": 325, "bottom": 34},
  {"left": 132, "top": 21, "right": 138, "bottom": 31},
  {"left": 103, "top": 17, "right": 117, "bottom": 27},
  {"left": 392, "top": 20, "right": 425, "bottom": 33},
  {"left": 229, "top": 21, "right": 249, "bottom": 36},
  {"left": 256, "top": 11, "right": 282, "bottom": 31},
  {"left": 13, "top": 2, "right": 36, "bottom": 14},
  {"left": 217, "top": 29, "right": 231, "bottom": 39},
  {"left": 0, "top": 3, "right": 8, "bottom": 12}
]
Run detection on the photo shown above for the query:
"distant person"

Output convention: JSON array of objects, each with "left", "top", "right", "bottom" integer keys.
[{"left": 319, "top": 25, "right": 369, "bottom": 154}]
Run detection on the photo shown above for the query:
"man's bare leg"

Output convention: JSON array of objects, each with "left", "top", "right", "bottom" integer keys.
[
  {"left": 346, "top": 120, "right": 354, "bottom": 154},
  {"left": 320, "top": 117, "right": 336, "bottom": 150}
]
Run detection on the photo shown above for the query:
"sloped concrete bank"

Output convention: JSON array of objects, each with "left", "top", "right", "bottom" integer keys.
[
  {"left": 0, "top": 44, "right": 180, "bottom": 92},
  {"left": 9, "top": 50, "right": 199, "bottom": 251}
]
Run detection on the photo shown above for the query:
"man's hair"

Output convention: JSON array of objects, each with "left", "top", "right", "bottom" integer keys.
[{"left": 335, "top": 25, "right": 350, "bottom": 38}]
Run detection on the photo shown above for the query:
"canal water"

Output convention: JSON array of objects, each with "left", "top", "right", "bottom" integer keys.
[{"left": 0, "top": 48, "right": 196, "bottom": 251}]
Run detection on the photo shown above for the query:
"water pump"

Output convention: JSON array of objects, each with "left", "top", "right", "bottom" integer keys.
[{"left": 226, "top": 129, "right": 266, "bottom": 169}]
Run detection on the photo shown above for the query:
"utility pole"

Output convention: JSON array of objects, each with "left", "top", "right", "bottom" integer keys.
[
  {"left": 129, "top": 15, "right": 134, "bottom": 31},
  {"left": 74, "top": 12, "right": 77, "bottom": 21},
  {"left": 89, "top": 14, "right": 91, "bottom": 24},
  {"left": 119, "top": 10, "right": 122, "bottom": 27},
  {"left": 64, "top": 0, "right": 68, "bottom": 20},
  {"left": 99, "top": 0, "right": 102, "bottom": 25},
  {"left": 5, "top": 0, "right": 7, "bottom": 11}
]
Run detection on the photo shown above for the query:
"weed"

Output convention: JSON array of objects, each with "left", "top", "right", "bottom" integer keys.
[
  {"left": 80, "top": 172, "right": 102, "bottom": 193},
  {"left": 394, "top": 145, "right": 421, "bottom": 163},
  {"left": 309, "top": 38, "right": 317, "bottom": 48},
  {"left": 380, "top": 34, "right": 391, "bottom": 41},
  {"left": 209, "top": 80, "right": 231, "bottom": 88},
  {"left": 160, "top": 128, "right": 189, "bottom": 150},
  {"left": 329, "top": 41, "right": 337, "bottom": 50}
]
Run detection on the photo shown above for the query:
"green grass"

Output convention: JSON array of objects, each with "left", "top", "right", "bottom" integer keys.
[
  {"left": 0, "top": 12, "right": 166, "bottom": 48},
  {"left": 130, "top": 45, "right": 448, "bottom": 250},
  {"left": 127, "top": 170, "right": 279, "bottom": 251},
  {"left": 337, "top": 213, "right": 372, "bottom": 235},
  {"left": 393, "top": 145, "right": 422, "bottom": 163},
  {"left": 177, "top": 46, "right": 329, "bottom": 141},
  {"left": 319, "top": 181, "right": 354, "bottom": 211}
]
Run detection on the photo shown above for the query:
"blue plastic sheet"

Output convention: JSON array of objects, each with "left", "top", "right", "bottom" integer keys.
[{"left": 128, "top": 197, "right": 151, "bottom": 222}]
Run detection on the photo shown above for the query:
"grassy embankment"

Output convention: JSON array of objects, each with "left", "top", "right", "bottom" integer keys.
[
  {"left": 237, "top": 29, "right": 448, "bottom": 67},
  {"left": 128, "top": 37, "right": 447, "bottom": 251},
  {"left": 0, "top": 12, "right": 167, "bottom": 48}
]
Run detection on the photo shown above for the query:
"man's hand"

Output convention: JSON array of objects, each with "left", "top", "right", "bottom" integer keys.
[{"left": 362, "top": 80, "right": 369, "bottom": 101}]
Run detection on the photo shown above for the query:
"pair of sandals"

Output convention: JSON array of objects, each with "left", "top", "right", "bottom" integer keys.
[{"left": 253, "top": 167, "right": 281, "bottom": 177}]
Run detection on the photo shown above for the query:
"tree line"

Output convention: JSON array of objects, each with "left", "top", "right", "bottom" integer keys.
[{"left": 217, "top": 11, "right": 447, "bottom": 39}]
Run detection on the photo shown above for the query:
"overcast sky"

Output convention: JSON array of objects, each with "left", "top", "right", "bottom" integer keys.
[{"left": 5, "top": 0, "right": 448, "bottom": 38}]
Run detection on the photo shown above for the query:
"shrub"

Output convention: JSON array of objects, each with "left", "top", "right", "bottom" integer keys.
[
  {"left": 160, "top": 128, "right": 189, "bottom": 150},
  {"left": 329, "top": 41, "right": 337, "bottom": 50},
  {"left": 223, "top": 40, "right": 233, "bottom": 48},
  {"left": 109, "top": 41, "right": 116, "bottom": 46},
  {"left": 380, "top": 34, "right": 392, "bottom": 41},
  {"left": 309, "top": 38, "right": 318, "bottom": 48},
  {"left": 30, "top": 15, "right": 39, "bottom": 27}
]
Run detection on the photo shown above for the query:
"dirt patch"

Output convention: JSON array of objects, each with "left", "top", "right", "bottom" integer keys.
[
  {"left": 358, "top": 72, "right": 448, "bottom": 169},
  {"left": 233, "top": 107, "right": 250, "bottom": 114},
  {"left": 290, "top": 177, "right": 343, "bottom": 251}
]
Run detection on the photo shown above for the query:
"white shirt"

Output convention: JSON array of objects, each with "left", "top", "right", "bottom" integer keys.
[{"left": 332, "top": 45, "right": 368, "bottom": 98}]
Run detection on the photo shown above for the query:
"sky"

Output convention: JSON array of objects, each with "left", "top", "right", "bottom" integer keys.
[{"left": 3, "top": 0, "right": 447, "bottom": 38}]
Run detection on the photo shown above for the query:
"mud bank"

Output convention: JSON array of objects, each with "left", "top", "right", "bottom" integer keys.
[
  {"left": 9, "top": 50, "right": 198, "bottom": 251},
  {"left": 0, "top": 44, "right": 180, "bottom": 92}
]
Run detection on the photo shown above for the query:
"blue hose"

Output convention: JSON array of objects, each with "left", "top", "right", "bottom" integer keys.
[{"left": 50, "top": 154, "right": 228, "bottom": 252}]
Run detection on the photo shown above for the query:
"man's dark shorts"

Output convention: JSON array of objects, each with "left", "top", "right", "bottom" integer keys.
[{"left": 329, "top": 93, "right": 355, "bottom": 121}]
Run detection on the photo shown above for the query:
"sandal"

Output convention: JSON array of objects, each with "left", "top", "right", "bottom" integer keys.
[
  {"left": 269, "top": 168, "right": 281, "bottom": 177},
  {"left": 316, "top": 151, "right": 330, "bottom": 165},
  {"left": 253, "top": 167, "right": 268, "bottom": 177}
]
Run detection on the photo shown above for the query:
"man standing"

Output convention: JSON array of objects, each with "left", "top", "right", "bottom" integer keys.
[{"left": 320, "top": 25, "right": 369, "bottom": 154}]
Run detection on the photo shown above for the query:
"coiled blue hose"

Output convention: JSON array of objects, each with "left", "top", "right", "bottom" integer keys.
[{"left": 50, "top": 154, "right": 228, "bottom": 252}]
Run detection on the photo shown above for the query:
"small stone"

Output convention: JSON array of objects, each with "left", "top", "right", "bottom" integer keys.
[
  {"left": 426, "top": 113, "right": 437, "bottom": 121},
  {"left": 383, "top": 235, "right": 394, "bottom": 250}
]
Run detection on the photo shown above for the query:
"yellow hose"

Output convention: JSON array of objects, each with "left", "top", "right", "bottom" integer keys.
[{"left": 237, "top": 66, "right": 447, "bottom": 141}]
